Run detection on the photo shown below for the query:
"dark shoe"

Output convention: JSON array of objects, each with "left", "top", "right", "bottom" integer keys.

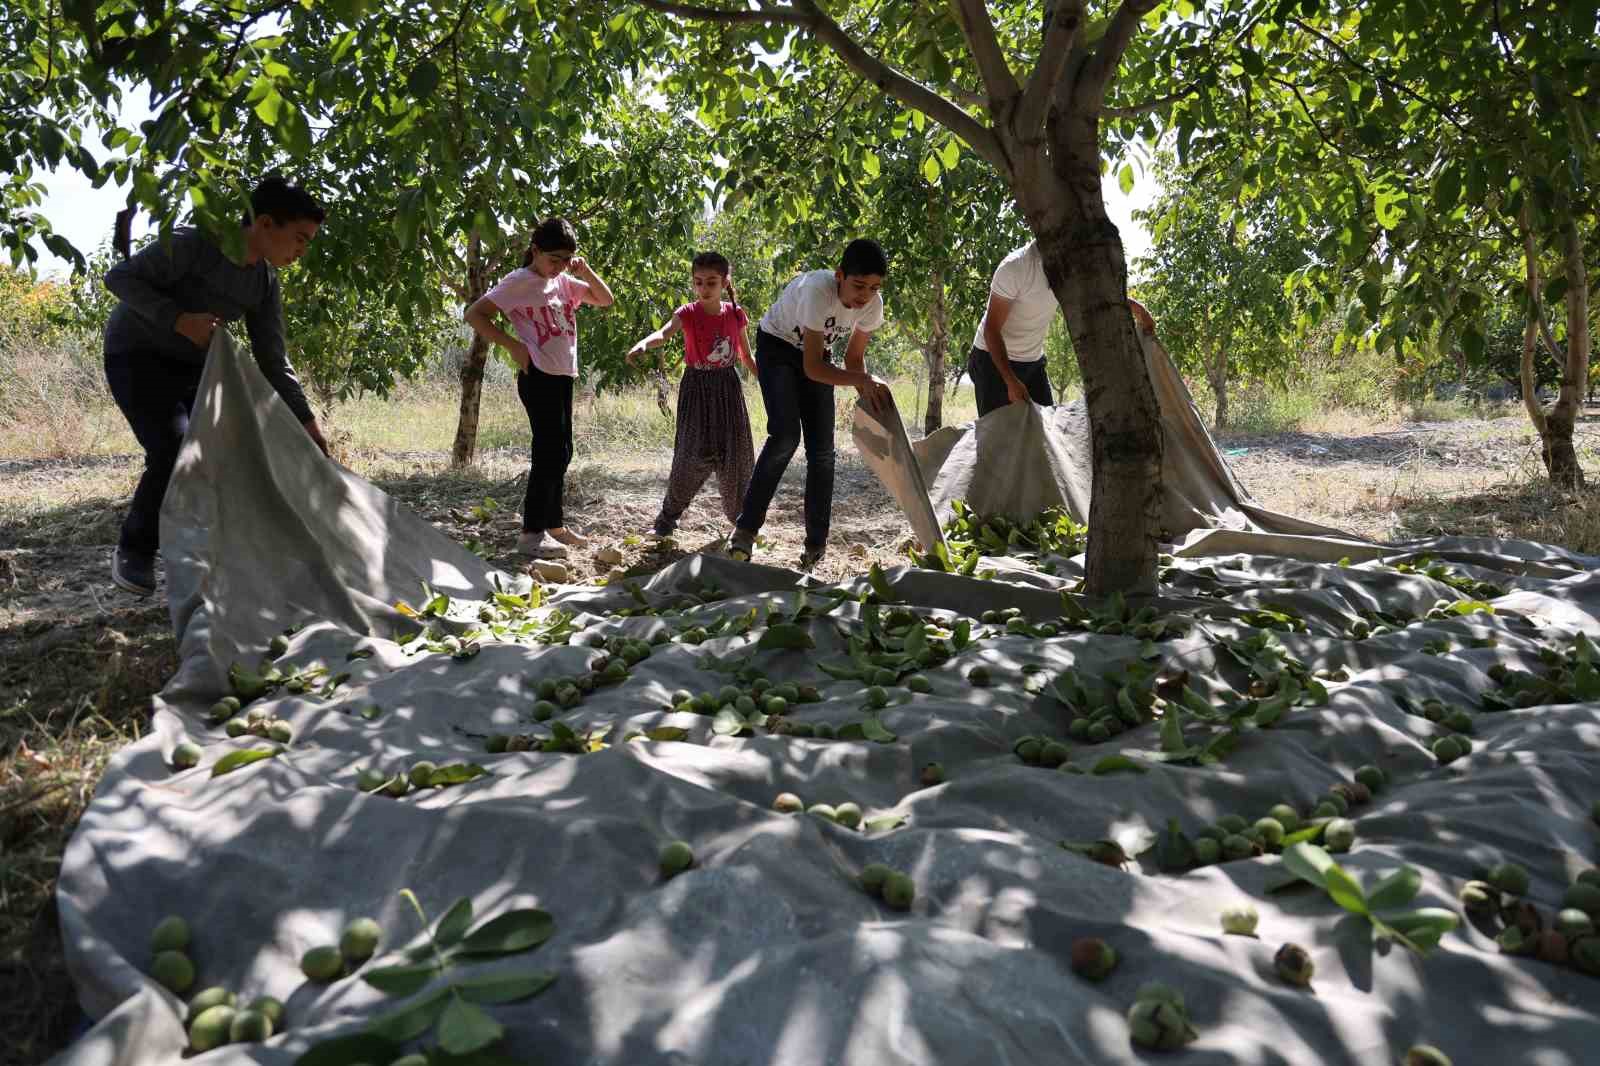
[
  {"left": 111, "top": 548, "right": 156, "bottom": 596},
  {"left": 726, "top": 528, "right": 756, "bottom": 561},
  {"left": 652, "top": 516, "right": 675, "bottom": 538},
  {"left": 799, "top": 544, "right": 826, "bottom": 571}
]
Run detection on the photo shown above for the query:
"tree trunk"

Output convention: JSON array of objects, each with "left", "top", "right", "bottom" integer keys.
[
  {"left": 1022, "top": 117, "right": 1162, "bottom": 597},
  {"left": 1545, "top": 217, "right": 1589, "bottom": 488},
  {"left": 1208, "top": 342, "right": 1229, "bottom": 433},
  {"left": 923, "top": 264, "right": 948, "bottom": 434},
  {"left": 450, "top": 231, "right": 492, "bottom": 469}
]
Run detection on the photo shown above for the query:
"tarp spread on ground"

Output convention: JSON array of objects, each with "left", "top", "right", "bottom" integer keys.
[
  {"left": 913, "top": 336, "right": 1348, "bottom": 540},
  {"left": 53, "top": 332, "right": 1600, "bottom": 1066}
]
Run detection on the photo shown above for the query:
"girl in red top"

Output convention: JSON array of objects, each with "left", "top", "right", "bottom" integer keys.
[{"left": 627, "top": 252, "right": 758, "bottom": 538}]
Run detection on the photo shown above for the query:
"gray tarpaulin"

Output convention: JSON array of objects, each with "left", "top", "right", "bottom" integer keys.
[
  {"left": 50, "top": 331, "right": 1600, "bottom": 1066},
  {"left": 915, "top": 335, "right": 1346, "bottom": 538}
]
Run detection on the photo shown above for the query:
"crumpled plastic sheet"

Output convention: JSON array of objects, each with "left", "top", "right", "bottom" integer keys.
[{"left": 50, "top": 332, "right": 1600, "bottom": 1066}]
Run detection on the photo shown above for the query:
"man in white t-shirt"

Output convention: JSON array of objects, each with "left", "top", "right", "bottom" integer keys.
[
  {"left": 968, "top": 240, "right": 1156, "bottom": 416},
  {"left": 728, "top": 238, "right": 894, "bottom": 569}
]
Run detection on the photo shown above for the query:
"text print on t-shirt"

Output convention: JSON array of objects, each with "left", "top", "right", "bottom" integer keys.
[
  {"left": 510, "top": 299, "right": 576, "bottom": 349},
  {"left": 793, "top": 314, "right": 848, "bottom": 348}
]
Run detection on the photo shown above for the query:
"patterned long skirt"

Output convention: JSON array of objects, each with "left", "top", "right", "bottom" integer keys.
[{"left": 655, "top": 365, "right": 755, "bottom": 532}]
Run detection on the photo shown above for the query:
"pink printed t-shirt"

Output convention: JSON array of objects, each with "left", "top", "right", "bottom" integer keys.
[
  {"left": 674, "top": 301, "right": 748, "bottom": 369},
  {"left": 484, "top": 269, "right": 593, "bottom": 377}
]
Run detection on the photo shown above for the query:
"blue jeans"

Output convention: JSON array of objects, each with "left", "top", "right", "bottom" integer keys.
[
  {"left": 735, "top": 331, "right": 835, "bottom": 549},
  {"left": 104, "top": 348, "right": 203, "bottom": 557}
]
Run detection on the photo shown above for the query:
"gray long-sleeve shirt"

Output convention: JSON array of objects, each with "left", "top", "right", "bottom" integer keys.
[{"left": 103, "top": 227, "right": 314, "bottom": 424}]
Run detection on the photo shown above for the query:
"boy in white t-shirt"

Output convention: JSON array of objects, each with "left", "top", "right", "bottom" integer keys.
[
  {"left": 728, "top": 238, "right": 893, "bottom": 569},
  {"left": 968, "top": 240, "right": 1156, "bottom": 415}
]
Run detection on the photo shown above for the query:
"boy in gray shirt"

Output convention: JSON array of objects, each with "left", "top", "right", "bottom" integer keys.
[{"left": 103, "top": 175, "right": 327, "bottom": 595}]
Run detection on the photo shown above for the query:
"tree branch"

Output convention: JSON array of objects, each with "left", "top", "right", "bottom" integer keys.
[
  {"left": 948, "top": 0, "right": 1020, "bottom": 105},
  {"left": 1103, "top": 81, "right": 1198, "bottom": 119},
  {"left": 1079, "top": 0, "right": 1159, "bottom": 104},
  {"left": 1288, "top": 17, "right": 1471, "bottom": 137},
  {"left": 632, "top": 0, "right": 810, "bottom": 27},
  {"left": 1016, "top": 0, "right": 1083, "bottom": 138},
  {"left": 632, "top": 0, "right": 1007, "bottom": 173}
]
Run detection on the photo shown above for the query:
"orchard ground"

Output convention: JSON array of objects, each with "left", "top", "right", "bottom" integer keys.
[{"left": 2, "top": 377, "right": 1599, "bottom": 1062}]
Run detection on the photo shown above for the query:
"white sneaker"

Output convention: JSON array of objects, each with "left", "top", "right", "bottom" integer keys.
[
  {"left": 515, "top": 531, "right": 568, "bottom": 558},
  {"left": 547, "top": 526, "right": 588, "bottom": 548}
]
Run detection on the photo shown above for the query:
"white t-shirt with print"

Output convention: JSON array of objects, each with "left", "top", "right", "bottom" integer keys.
[
  {"left": 759, "top": 269, "right": 884, "bottom": 350},
  {"left": 485, "top": 269, "right": 593, "bottom": 377},
  {"left": 972, "top": 241, "right": 1059, "bottom": 362}
]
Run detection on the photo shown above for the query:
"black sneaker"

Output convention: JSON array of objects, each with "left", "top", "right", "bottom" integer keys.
[
  {"left": 799, "top": 544, "right": 826, "bottom": 571},
  {"left": 111, "top": 548, "right": 156, "bottom": 596},
  {"left": 726, "top": 529, "right": 756, "bottom": 561}
]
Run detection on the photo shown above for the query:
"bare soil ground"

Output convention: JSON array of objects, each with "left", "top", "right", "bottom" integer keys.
[{"left": 3, "top": 406, "right": 1598, "bottom": 1062}]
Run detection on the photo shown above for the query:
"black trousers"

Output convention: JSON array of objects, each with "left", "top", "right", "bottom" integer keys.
[
  {"left": 105, "top": 348, "right": 203, "bottom": 557},
  {"left": 735, "top": 331, "right": 836, "bottom": 549},
  {"left": 967, "top": 345, "right": 1053, "bottom": 416},
  {"left": 516, "top": 364, "right": 575, "bottom": 531}
]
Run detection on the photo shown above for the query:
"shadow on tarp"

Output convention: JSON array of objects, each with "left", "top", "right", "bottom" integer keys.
[{"left": 46, "top": 332, "right": 1600, "bottom": 1066}]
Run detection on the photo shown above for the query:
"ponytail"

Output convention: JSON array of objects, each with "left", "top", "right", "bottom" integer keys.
[{"left": 724, "top": 276, "right": 740, "bottom": 311}]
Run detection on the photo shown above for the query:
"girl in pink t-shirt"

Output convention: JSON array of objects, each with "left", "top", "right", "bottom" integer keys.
[
  {"left": 465, "top": 217, "right": 615, "bottom": 559},
  {"left": 626, "top": 251, "right": 757, "bottom": 538}
]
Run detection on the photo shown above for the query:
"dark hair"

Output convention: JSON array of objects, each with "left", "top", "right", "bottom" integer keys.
[
  {"left": 839, "top": 238, "right": 888, "bottom": 278},
  {"left": 248, "top": 174, "right": 325, "bottom": 227},
  {"left": 522, "top": 217, "right": 578, "bottom": 266},
  {"left": 691, "top": 251, "right": 738, "bottom": 308}
]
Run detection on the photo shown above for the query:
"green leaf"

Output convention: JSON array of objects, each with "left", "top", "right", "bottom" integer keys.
[
  {"left": 1089, "top": 755, "right": 1146, "bottom": 775},
  {"left": 407, "top": 60, "right": 442, "bottom": 98},
  {"left": 861, "top": 149, "right": 880, "bottom": 179},
  {"left": 864, "top": 814, "right": 907, "bottom": 832},
  {"left": 437, "top": 996, "right": 503, "bottom": 1055},
  {"left": 645, "top": 727, "right": 689, "bottom": 742},
  {"left": 364, "top": 961, "right": 443, "bottom": 996},
  {"left": 296, "top": 1034, "right": 401, "bottom": 1066},
  {"left": 939, "top": 138, "right": 960, "bottom": 170},
  {"left": 1323, "top": 863, "right": 1369, "bottom": 915},
  {"left": 712, "top": 708, "right": 746, "bottom": 736},
  {"left": 1383, "top": 907, "right": 1460, "bottom": 942},
  {"left": 211, "top": 747, "right": 280, "bottom": 776},
  {"left": 433, "top": 897, "right": 475, "bottom": 947},
  {"left": 456, "top": 909, "right": 555, "bottom": 957},
  {"left": 453, "top": 969, "right": 558, "bottom": 1005},
  {"left": 1238, "top": 47, "right": 1265, "bottom": 76},
  {"left": 430, "top": 763, "right": 491, "bottom": 786},
  {"left": 860, "top": 717, "right": 897, "bottom": 743},
  {"left": 393, "top": 187, "right": 423, "bottom": 251},
  {"left": 1280, "top": 842, "right": 1335, "bottom": 890},
  {"left": 365, "top": 988, "right": 449, "bottom": 1042},
  {"left": 253, "top": 87, "right": 284, "bottom": 125},
  {"left": 1280, "top": 821, "right": 1327, "bottom": 847},
  {"left": 758, "top": 623, "right": 814, "bottom": 650},
  {"left": 1366, "top": 865, "right": 1423, "bottom": 911},
  {"left": 867, "top": 562, "right": 893, "bottom": 601},
  {"left": 1159, "top": 710, "right": 1185, "bottom": 752},
  {"left": 922, "top": 154, "right": 941, "bottom": 184},
  {"left": 1118, "top": 163, "right": 1135, "bottom": 196}
]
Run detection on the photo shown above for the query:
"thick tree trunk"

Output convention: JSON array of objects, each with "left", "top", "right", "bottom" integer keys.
[
  {"left": 1020, "top": 118, "right": 1162, "bottom": 597},
  {"left": 923, "top": 264, "right": 948, "bottom": 434},
  {"left": 451, "top": 232, "right": 492, "bottom": 469}
]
